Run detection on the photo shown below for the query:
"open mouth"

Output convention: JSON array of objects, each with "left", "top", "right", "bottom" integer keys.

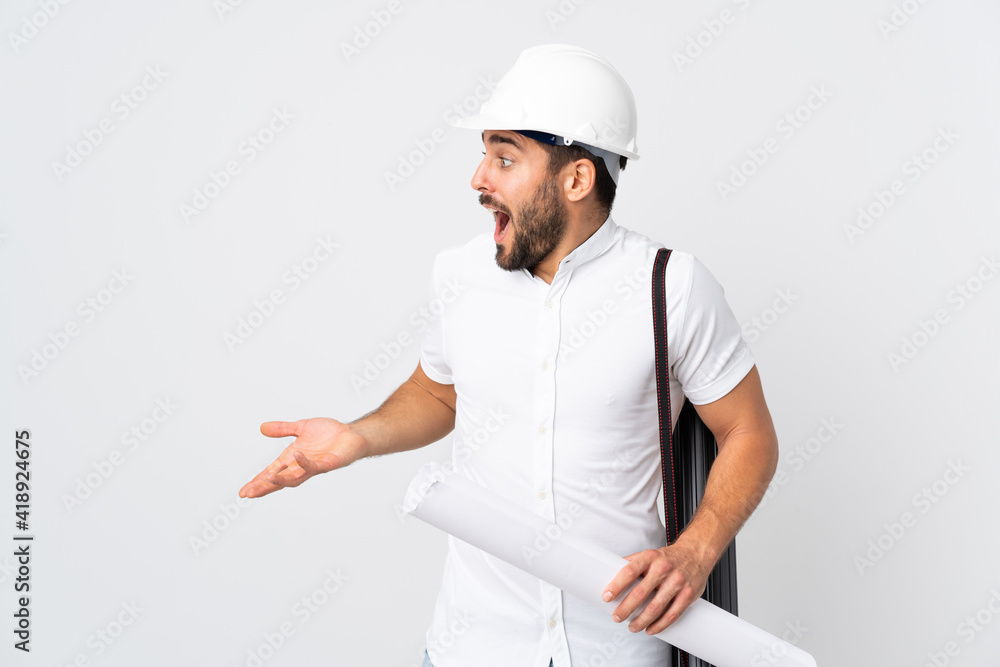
[{"left": 488, "top": 207, "right": 511, "bottom": 243}]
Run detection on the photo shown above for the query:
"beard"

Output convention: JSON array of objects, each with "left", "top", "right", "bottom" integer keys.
[{"left": 480, "top": 177, "right": 568, "bottom": 273}]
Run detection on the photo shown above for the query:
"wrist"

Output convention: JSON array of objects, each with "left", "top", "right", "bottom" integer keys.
[
  {"left": 344, "top": 419, "right": 377, "bottom": 459},
  {"left": 672, "top": 513, "right": 730, "bottom": 565}
]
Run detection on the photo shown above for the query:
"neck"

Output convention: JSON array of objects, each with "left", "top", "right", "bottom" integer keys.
[{"left": 531, "top": 208, "right": 608, "bottom": 285}]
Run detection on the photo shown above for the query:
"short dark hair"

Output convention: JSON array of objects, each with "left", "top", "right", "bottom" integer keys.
[{"left": 537, "top": 143, "right": 628, "bottom": 216}]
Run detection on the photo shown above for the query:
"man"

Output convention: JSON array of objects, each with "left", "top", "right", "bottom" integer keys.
[{"left": 240, "top": 44, "right": 778, "bottom": 667}]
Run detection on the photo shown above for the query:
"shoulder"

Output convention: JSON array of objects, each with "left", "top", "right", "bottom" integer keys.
[
  {"left": 610, "top": 225, "right": 737, "bottom": 331},
  {"left": 610, "top": 223, "right": 702, "bottom": 294}
]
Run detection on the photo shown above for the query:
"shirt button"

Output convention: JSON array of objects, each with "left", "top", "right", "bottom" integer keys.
[
  {"left": 546, "top": 300, "right": 554, "bottom": 308},
  {"left": 541, "top": 361, "right": 549, "bottom": 371},
  {"left": 539, "top": 491, "right": 547, "bottom": 500},
  {"left": 538, "top": 426, "right": 547, "bottom": 435},
  {"left": 549, "top": 619, "right": 557, "bottom": 628}
]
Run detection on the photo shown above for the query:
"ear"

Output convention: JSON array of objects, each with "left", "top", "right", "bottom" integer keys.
[{"left": 561, "top": 158, "right": 597, "bottom": 204}]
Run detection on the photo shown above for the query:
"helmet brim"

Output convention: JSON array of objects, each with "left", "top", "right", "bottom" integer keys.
[{"left": 450, "top": 113, "right": 640, "bottom": 161}]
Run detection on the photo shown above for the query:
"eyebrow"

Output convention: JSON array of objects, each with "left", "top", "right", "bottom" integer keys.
[{"left": 482, "top": 131, "right": 525, "bottom": 151}]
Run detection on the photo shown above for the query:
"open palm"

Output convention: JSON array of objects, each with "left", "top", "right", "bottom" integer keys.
[{"left": 239, "top": 418, "right": 369, "bottom": 498}]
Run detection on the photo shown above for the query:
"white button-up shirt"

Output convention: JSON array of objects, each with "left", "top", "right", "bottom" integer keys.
[{"left": 418, "top": 216, "right": 755, "bottom": 667}]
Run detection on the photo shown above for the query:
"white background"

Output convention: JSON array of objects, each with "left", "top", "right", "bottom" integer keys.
[{"left": 2, "top": 1, "right": 999, "bottom": 665}]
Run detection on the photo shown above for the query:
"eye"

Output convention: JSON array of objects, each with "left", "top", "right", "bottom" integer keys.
[{"left": 480, "top": 152, "right": 513, "bottom": 168}]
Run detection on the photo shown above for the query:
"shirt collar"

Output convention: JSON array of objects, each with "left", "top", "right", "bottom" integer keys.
[
  {"left": 520, "top": 214, "right": 619, "bottom": 279},
  {"left": 557, "top": 213, "right": 618, "bottom": 271}
]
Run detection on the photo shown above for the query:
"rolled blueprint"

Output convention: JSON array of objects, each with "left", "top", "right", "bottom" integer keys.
[{"left": 403, "top": 462, "right": 817, "bottom": 667}]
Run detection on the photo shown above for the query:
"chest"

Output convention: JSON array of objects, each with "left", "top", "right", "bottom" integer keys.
[{"left": 446, "top": 270, "right": 658, "bottom": 420}]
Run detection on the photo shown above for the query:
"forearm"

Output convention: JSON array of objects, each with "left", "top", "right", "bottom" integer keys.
[
  {"left": 348, "top": 378, "right": 456, "bottom": 458},
  {"left": 674, "top": 428, "right": 778, "bottom": 563},
  {"left": 605, "top": 368, "right": 779, "bottom": 633}
]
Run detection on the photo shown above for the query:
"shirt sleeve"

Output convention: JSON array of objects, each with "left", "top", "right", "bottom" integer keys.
[
  {"left": 418, "top": 254, "right": 454, "bottom": 385},
  {"left": 667, "top": 253, "right": 755, "bottom": 405}
]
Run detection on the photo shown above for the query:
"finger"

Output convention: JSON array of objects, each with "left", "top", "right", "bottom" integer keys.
[
  {"left": 260, "top": 420, "right": 302, "bottom": 438},
  {"left": 239, "top": 477, "right": 282, "bottom": 498},
  {"left": 292, "top": 449, "right": 322, "bottom": 474},
  {"left": 645, "top": 587, "right": 697, "bottom": 635},
  {"left": 614, "top": 573, "right": 660, "bottom": 625},
  {"left": 616, "top": 550, "right": 680, "bottom": 626},
  {"left": 603, "top": 550, "right": 651, "bottom": 606},
  {"left": 265, "top": 462, "right": 309, "bottom": 489},
  {"left": 239, "top": 454, "right": 294, "bottom": 498},
  {"left": 239, "top": 466, "right": 287, "bottom": 497},
  {"left": 606, "top": 557, "right": 658, "bottom": 623},
  {"left": 277, "top": 448, "right": 301, "bottom": 469},
  {"left": 265, "top": 450, "right": 313, "bottom": 487},
  {"left": 628, "top": 577, "right": 684, "bottom": 633}
]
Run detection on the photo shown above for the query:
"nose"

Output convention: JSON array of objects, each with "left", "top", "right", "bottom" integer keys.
[{"left": 470, "top": 156, "right": 491, "bottom": 193}]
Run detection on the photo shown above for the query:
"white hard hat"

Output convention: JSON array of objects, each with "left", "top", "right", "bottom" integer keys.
[{"left": 450, "top": 44, "right": 640, "bottom": 178}]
